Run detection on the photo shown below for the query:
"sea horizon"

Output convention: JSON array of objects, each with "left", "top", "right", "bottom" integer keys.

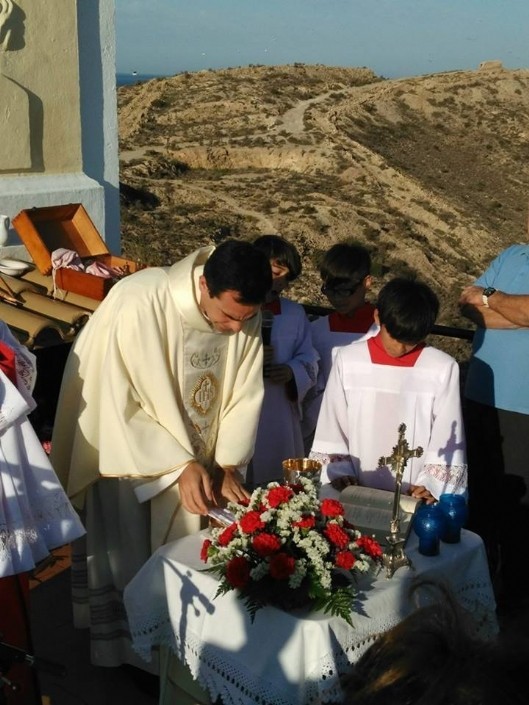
[{"left": 116, "top": 72, "right": 164, "bottom": 87}]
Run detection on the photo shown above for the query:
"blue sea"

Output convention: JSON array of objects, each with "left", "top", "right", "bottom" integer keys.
[{"left": 116, "top": 73, "right": 164, "bottom": 87}]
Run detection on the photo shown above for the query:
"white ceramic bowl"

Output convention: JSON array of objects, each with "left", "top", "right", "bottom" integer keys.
[{"left": 0, "top": 258, "right": 33, "bottom": 277}]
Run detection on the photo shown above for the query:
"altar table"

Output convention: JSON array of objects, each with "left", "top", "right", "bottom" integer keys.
[{"left": 124, "top": 530, "right": 497, "bottom": 705}]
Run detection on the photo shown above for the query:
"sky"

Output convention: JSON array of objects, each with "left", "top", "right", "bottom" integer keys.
[{"left": 115, "top": 0, "right": 529, "bottom": 80}]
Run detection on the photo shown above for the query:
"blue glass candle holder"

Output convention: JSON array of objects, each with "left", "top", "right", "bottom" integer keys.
[
  {"left": 438, "top": 494, "right": 468, "bottom": 544},
  {"left": 413, "top": 504, "right": 446, "bottom": 556}
]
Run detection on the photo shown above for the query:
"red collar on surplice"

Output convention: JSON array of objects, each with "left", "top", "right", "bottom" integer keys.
[
  {"left": 328, "top": 303, "right": 375, "bottom": 333},
  {"left": 367, "top": 333, "right": 425, "bottom": 367}
]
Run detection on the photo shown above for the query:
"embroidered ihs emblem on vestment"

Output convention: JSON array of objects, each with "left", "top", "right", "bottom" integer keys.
[
  {"left": 191, "top": 373, "right": 218, "bottom": 415},
  {"left": 190, "top": 349, "right": 221, "bottom": 369}
]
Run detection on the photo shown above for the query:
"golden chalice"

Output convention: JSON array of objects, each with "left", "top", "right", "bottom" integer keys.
[{"left": 282, "top": 458, "right": 322, "bottom": 485}]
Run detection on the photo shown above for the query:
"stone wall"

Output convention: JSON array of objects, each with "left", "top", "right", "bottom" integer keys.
[{"left": 0, "top": 0, "right": 120, "bottom": 257}]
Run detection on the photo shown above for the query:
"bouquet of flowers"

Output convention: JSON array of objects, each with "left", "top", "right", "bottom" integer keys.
[{"left": 201, "top": 477, "right": 383, "bottom": 625}]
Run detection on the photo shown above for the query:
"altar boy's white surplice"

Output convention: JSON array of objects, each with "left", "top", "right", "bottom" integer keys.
[
  {"left": 250, "top": 298, "right": 317, "bottom": 485},
  {"left": 311, "top": 338, "right": 467, "bottom": 500},
  {"left": 0, "top": 323, "right": 85, "bottom": 578}
]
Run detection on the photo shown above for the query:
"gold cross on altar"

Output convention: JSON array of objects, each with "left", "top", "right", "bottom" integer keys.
[
  {"left": 378, "top": 423, "right": 424, "bottom": 579},
  {"left": 379, "top": 422, "right": 423, "bottom": 483}
]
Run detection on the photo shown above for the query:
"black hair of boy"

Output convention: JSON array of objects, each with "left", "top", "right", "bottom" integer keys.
[
  {"left": 377, "top": 278, "right": 439, "bottom": 344},
  {"left": 253, "top": 235, "right": 302, "bottom": 282},
  {"left": 204, "top": 239, "right": 272, "bottom": 304},
  {"left": 319, "top": 243, "right": 371, "bottom": 289}
]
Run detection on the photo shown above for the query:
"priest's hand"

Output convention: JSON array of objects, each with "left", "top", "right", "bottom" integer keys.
[
  {"left": 178, "top": 461, "right": 214, "bottom": 515},
  {"left": 216, "top": 466, "right": 250, "bottom": 504},
  {"left": 409, "top": 485, "right": 436, "bottom": 504}
]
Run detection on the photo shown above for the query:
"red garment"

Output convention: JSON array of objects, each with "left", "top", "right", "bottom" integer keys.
[
  {"left": 0, "top": 342, "right": 17, "bottom": 385},
  {"left": 368, "top": 333, "right": 425, "bottom": 367},
  {"left": 328, "top": 303, "right": 375, "bottom": 333},
  {"left": 0, "top": 575, "right": 41, "bottom": 704},
  {"left": 263, "top": 298, "right": 281, "bottom": 315}
]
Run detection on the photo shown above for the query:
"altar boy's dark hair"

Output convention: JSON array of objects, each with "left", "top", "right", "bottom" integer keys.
[
  {"left": 376, "top": 278, "right": 439, "bottom": 344},
  {"left": 204, "top": 239, "right": 272, "bottom": 304},
  {"left": 253, "top": 235, "right": 302, "bottom": 281},
  {"left": 319, "top": 242, "right": 371, "bottom": 289}
]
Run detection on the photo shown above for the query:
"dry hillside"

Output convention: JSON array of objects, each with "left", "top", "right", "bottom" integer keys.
[{"left": 117, "top": 62, "right": 529, "bottom": 341}]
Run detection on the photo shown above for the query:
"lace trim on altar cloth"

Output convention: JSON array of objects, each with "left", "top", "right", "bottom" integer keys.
[
  {"left": 424, "top": 463, "right": 468, "bottom": 492},
  {"left": 129, "top": 578, "right": 497, "bottom": 705}
]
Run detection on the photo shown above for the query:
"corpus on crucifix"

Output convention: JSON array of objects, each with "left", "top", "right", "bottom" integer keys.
[{"left": 378, "top": 423, "right": 423, "bottom": 578}]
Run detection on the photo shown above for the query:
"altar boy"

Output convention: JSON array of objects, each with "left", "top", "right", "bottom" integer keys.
[{"left": 310, "top": 278, "right": 467, "bottom": 502}]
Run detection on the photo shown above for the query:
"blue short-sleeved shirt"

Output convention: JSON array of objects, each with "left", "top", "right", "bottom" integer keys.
[{"left": 465, "top": 244, "right": 529, "bottom": 414}]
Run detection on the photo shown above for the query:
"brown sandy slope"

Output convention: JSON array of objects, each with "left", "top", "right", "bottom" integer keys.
[{"left": 118, "top": 62, "right": 529, "bottom": 338}]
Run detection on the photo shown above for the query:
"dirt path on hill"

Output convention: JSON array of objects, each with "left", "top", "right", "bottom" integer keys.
[{"left": 174, "top": 182, "right": 277, "bottom": 233}]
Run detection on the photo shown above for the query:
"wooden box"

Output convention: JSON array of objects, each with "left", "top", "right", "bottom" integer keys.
[{"left": 13, "top": 204, "right": 140, "bottom": 300}]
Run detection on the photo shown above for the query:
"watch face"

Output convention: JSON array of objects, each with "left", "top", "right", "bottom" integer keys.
[{"left": 483, "top": 287, "right": 496, "bottom": 297}]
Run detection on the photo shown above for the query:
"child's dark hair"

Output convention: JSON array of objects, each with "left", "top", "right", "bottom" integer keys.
[
  {"left": 320, "top": 242, "right": 371, "bottom": 289},
  {"left": 376, "top": 278, "right": 439, "bottom": 343},
  {"left": 253, "top": 235, "right": 302, "bottom": 281}
]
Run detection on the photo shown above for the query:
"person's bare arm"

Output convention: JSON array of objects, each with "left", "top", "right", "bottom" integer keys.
[{"left": 459, "top": 286, "right": 529, "bottom": 329}]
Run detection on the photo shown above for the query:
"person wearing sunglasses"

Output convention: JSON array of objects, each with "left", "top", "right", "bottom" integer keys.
[{"left": 303, "top": 242, "right": 378, "bottom": 451}]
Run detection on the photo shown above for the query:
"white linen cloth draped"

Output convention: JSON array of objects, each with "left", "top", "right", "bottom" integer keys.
[{"left": 124, "top": 530, "right": 497, "bottom": 705}]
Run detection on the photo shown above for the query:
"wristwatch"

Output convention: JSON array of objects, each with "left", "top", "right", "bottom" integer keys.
[{"left": 482, "top": 287, "right": 497, "bottom": 307}]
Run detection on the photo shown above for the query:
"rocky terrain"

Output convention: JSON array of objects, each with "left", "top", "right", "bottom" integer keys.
[{"left": 117, "top": 62, "right": 529, "bottom": 343}]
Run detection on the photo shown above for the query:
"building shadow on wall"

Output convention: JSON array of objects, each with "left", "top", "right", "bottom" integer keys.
[{"left": 0, "top": 1, "right": 44, "bottom": 173}]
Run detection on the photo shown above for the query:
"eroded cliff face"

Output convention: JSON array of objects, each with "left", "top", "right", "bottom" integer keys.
[{"left": 117, "top": 63, "right": 529, "bottom": 335}]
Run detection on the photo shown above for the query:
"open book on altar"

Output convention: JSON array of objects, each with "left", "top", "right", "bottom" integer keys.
[{"left": 339, "top": 485, "right": 422, "bottom": 547}]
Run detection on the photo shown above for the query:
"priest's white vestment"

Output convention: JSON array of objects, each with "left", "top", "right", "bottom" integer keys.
[
  {"left": 310, "top": 340, "right": 467, "bottom": 499},
  {"left": 50, "top": 246, "right": 264, "bottom": 668}
]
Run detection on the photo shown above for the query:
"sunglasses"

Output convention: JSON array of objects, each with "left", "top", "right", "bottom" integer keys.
[{"left": 320, "top": 282, "right": 361, "bottom": 298}]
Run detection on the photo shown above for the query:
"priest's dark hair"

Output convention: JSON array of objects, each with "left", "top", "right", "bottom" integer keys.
[
  {"left": 376, "top": 277, "right": 439, "bottom": 344},
  {"left": 204, "top": 239, "right": 272, "bottom": 304},
  {"left": 319, "top": 241, "right": 371, "bottom": 290},
  {"left": 253, "top": 235, "right": 302, "bottom": 281}
]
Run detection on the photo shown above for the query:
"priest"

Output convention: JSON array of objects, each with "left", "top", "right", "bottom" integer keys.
[{"left": 50, "top": 239, "right": 272, "bottom": 669}]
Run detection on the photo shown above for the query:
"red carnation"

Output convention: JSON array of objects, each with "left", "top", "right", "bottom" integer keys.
[
  {"left": 269, "top": 552, "right": 296, "bottom": 580},
  {"left": 252, "top": 532, "right": 281, "bottom": 556},
  {"left": 218, "top": 522, "right": 238, "bottom": 546},
  {"left": 226, "top": 556, "right": 251, "bottom": 589},
  {"left": 200, "top": 539, "right": 212, "bottom": 562},
  {"left": 356, "top": 535, "right": 383, "bottom": 559},
  {"left": 237, "top": 497, "right": 251, "bottom": 507},
  {"left": 335, "top": 550, "right": 356, "bottom": 570},
  {"left": 320, "top": 498, "right": 345, "bottom": 518},
  {"left": 239, "top": 511, "right": 265, "bottom": 534},
  {"left": 324, "top": 523, "right": 350, "bottom": 549},
  {"left": 267, "top": 486, "right": 294, "bottom": 508},
  {"left": 293, "top": 515, "right": 316, "bottom": 530}
]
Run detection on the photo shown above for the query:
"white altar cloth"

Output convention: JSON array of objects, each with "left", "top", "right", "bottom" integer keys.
[{"left": 124, "top": 530, "right": 497, "bottom": 705}]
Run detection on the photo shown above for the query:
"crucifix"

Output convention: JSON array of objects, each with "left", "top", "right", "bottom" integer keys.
[{"left": 378, "top": 423, "right": 423, "bottom": 578}]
